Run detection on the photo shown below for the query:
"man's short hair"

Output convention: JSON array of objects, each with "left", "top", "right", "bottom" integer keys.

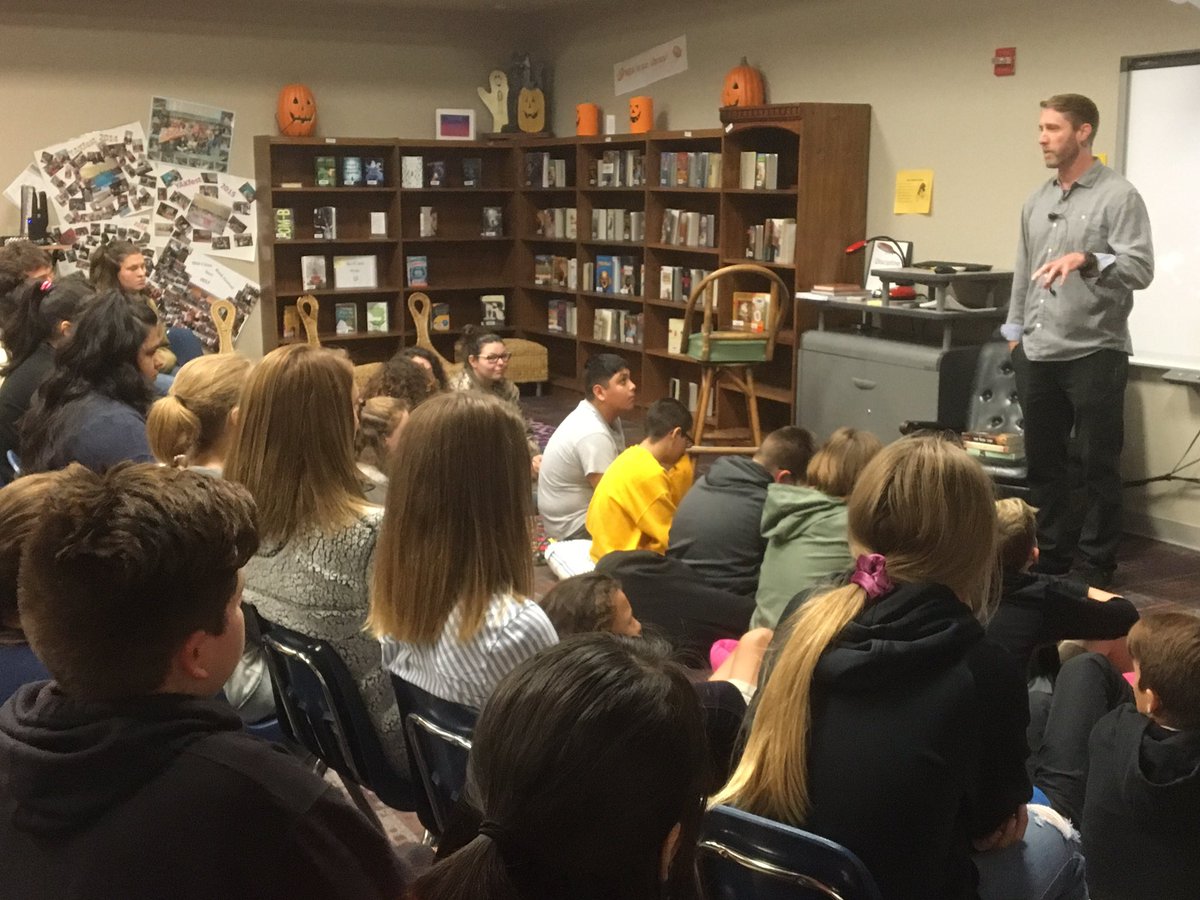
[
  {"left": 1041, "top": 93, "right": 1100, "bottom": 141},
  {"left": 1128, "top": 611, "right": 1200, "bottom": 731},
  {"left": 584, "top": 353, "right": 629, "bottom": 395},
  {"left": 644, "top": 397, "right": 692, "bottom": 440},
  {"left": 0, "top": 241, "right": 52, "bottom": 276},
  {"left": 757, "top": 426, "right": 816, "bottom": 479},
  {"left": 20, "top": 463, "right": 259, "bottom": 700},
  {"left": 995, "top": 497, "right": 1038, "bottom": 572}
]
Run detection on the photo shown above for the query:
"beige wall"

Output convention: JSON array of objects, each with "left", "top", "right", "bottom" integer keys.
[{"left": 2, "top": 0, "right": 1198, "bottom": 545}]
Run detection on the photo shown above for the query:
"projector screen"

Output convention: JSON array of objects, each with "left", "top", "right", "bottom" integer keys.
[{"left": 1119, "top": 51, "right": 1200, "bottom": 371}]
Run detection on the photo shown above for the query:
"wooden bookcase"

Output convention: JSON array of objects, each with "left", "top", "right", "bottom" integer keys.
[{"left": 256, "top": 105, "right": 869, "bottom": 429}]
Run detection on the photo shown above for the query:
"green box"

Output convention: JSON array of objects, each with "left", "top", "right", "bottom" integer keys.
[{"left": 686, "top": 332, "right": 768, "bottom": 363}]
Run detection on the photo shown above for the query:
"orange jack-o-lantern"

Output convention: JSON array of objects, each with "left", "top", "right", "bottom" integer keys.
[
  {"left": 577, "top": 102, "right": 600, "bottom": 136},
  {"left": 518, "top": 86, "right": 546, "bottom": 133},
  {"left": 276, "top": 83, "right": 317, "bottom": 137},
  {"left": 720, "top": 58, "right": 765, "bottom": 108},
  {"left": 629, "top": 95, "right": 652, "bottom": 134}
]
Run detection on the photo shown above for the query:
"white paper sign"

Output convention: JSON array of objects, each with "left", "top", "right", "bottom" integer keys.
[{"left": 614, "top": 35, "right": 688, "bottom": 96}]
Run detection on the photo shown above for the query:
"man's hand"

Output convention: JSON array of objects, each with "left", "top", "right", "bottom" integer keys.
[
  {"left": 973, "top": 805, "right": 1029, "bottom": 853},
  {"left": 1032, "top": 251, "right": 1088, "bottom": 291}
]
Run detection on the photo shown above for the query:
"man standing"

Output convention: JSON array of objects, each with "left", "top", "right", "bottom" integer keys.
[
  {"left": 537, "top": 353, "right": 636, "bottom": 540},
  {"left": 1004, "top": 94, "right": 1153, "bottom": 586}
]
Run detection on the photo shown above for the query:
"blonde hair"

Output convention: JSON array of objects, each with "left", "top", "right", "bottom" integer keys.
[
  {"left": 224, "top": 344, "right": 364, "bottom": 543},
  {"left": 995, "top": 497, "right": 1038, "bottom": 572},
  {"left": 711, "top": 435, "right": 999, "bottom": 824},
  {"left": 369, "top": 391, "right": 533, "bottom": 644},
  {"left": 805, "top": 427, "right": 883, "bottom": 498},
  {"left": 146, "top": 354, "right": 252, "bottom": 466},
  {"left": 0, "top": 470, "right": 72, "bottom": 635}
]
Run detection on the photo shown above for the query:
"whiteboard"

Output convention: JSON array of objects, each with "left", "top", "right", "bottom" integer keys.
[{"left": 1119, "top": 52, "right": 1200, "bottom": 371}]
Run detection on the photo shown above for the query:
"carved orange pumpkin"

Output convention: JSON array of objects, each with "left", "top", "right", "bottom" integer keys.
[
  {"left": 518, "top": 86, "right": 546, "bottom": 133},
  {"left": 721, "top": 58, "right": 765, "bottom": 108},
  {"left": 276, "top": 84, "right": 317, "bottom": 136}
]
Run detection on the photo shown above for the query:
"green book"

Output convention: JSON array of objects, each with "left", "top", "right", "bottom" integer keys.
[{"left": 315, "top": 156, "right": 337, "bottom": 187}]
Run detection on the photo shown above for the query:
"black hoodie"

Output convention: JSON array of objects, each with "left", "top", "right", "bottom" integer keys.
[
  {"left": 1082, "top": 705, "right": 1200, "bottom": 899},
  {"left": 0, "top": 682, "right": 405, "bottom": 899},
  {"left": 785, "top": 583, "right": 1031, "bottom": 900}
]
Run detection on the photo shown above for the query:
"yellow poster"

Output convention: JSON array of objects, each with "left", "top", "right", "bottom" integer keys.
[{"left": 894, "top": 169, "right": 933, "bottom": 215}]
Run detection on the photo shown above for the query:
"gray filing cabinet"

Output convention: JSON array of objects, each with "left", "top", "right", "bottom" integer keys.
[{"left": 797, "top": 331, "right": 982, "bottom": 442}]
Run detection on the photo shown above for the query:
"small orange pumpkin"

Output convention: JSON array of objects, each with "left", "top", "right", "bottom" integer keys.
[
  {"left": 276, "top": 83, "right": 317, "bottom": 137},
  {"left": 721, "top": 58, "right": 765, "bottom": 108}
]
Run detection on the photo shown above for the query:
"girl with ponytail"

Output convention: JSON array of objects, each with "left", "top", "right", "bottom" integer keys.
[
  {"left": 713, "top": 434, "right": 1087, "bottom": 900},
  {"left": 147, "top": 354, "right": 252, "bottom": 473}
]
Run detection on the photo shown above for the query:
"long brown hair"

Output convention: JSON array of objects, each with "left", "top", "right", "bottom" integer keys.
[
  {"left": 712, "top": 435, "right": 999, "bottom": 823},
  {"left": 224, "top": 343, "right": 364, "bottom": 543},
  {"left": 368, "top": 391, "right": 532, "bottom": 644}
]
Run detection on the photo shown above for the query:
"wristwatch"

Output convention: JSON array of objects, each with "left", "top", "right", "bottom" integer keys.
[{"left": 1080, "top": 251, "right": 1099, "bottom": 277}]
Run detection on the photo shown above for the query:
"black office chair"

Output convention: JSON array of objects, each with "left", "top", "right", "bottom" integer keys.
[
  {"left": 696, "top": 805, "right": 883, "bottom": 900},
  {"left": 390, "top": 673, "right": 477, "bottom": 839},
  {"left": 251, "top": 607, "right": 420, "bottom": 831}
]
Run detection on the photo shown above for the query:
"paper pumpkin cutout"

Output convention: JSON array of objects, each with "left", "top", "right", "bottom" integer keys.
[
  {"left": 277, "top": 84, "right": 317, "bottom": 136},
  {"left": 518, "top": 86, "right": 546, "bottom": 133}
]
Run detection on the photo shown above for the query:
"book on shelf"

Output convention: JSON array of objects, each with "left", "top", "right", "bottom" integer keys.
[
  {"left": 313, "top": 206, "right": 337, "bottom": 239},
  {"left": 370, "top": 211, "right": 388, "bottom": 236},
  {"left": 594, "top": 255, "right": 620, "bottom": 293},
  {"left": 364, "top": 157, "right": 386, "bottom": 186},
  {"left": 432, "top": 303, "right": 450, "bottom": 331},
  {"left": 300, "top": 255, "right": 327, "bottom": 290},
  {"left": 334, "top": 302, "right": 358, "bottom": 334},
  {"left": 406, "top": 255, "right": 428, "bottom": 287},
  {"left": 481, "top": 206, "right": 503, "bottom": 237},
  {"left": 341, "top": 157, "right": 363, "bottom": 187},
  {"left": 333, "top": 255, "right": 378, "bottom": 290},
  {"left": 755, "top": 153, "right": 780, "bottom": 190},
  {"left": 547, "top": 299, "right": 577, "bottom": 334},
  {"left": 401, "top": 156, "right": 423, "bottom": 188},
  {"left": 620, "top": 263, "right": 637, "bottom": 296},
  {"left": 274, "top": 208, "right": 295, "bottom": 240},
  {"left": 462, "top": 157, "right": 481, "bottom": 188},
  {"left": 667, "top": 318, "right": 685, "bottom": 354},
  {"left": 533, "top": 255, "right": 553, "bottom": 286},
  {"left": 419, "top": 206, "right": 437, "bottom": 237},
  {"left": 314, "top": 156, "right": 337, "bottom": 186},
  {"left": 366, "top": 301, "right": 389, "bottom": 333},
  {"left": 739, "top": 151, "right": 757, "bottom": 189},
  {"left": 481, "top": 294, "right": 506, "bottom": 326},
  {"left": 622, "top": 312, "right": 643, "bottom": 346},
  {"left": 668, "top": 377, "right": 682, "bottom": 401},
  {"left": 732, "top": 291, "right": 769, "bottom": 333},
  {"left": 426, "top": 160, "right": 446, "bottom": 188},
  {"left": 282, "top": 305, "right": 299, "bottom": 339}
]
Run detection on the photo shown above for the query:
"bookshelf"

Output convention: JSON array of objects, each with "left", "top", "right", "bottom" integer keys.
[{"left": 256, "top": 106, "right": 869, "bottom": 431}]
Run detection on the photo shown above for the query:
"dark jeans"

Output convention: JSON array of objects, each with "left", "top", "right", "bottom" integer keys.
[{"left": 1012, "top": 346, "right": 1128, "bottom": 573}]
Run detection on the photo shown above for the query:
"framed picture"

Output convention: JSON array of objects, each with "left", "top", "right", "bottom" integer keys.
[{"left": 435, "top": 108, "right": 476, "bottom": 141}]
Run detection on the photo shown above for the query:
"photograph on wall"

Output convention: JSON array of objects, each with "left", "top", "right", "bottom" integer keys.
[
  {"left": 150, "top": 245, "right": 260, "bottom": 352},
  {"left": 147, "top": 97, "right": 235, "bottom": 173},
  {"left": 49, "top": 214, "right": 154, "bottom": 277},
  {"left": 31, "top": 123, "right": 152, "bottom": 228},
  {"left": 148, "top": 163, "right": 258, "bottom": 263}
]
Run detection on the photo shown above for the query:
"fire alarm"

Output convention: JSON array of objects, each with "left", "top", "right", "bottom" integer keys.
[{"left": 993, "top": 47, "right": 1016, "bottom": 77}]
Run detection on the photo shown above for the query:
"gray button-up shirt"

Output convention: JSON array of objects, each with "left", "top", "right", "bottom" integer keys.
[{"left": 1003, "top": 161, "right": 1154, "bottom": 361}]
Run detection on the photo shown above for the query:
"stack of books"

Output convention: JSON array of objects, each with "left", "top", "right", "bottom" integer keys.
[
  {"left": 797, "top": 282, "right": 874, "bottom": 302},
  {"left": 962, "top": 431, "right": 1025, "bottom": 461},
  {"left": 657, "top": 151, "right": 722, "bottom": 188}
]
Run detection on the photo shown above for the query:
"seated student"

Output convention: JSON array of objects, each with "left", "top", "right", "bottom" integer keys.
[
  {"left": 668, "top": 426, "right": 815, "bottom": 597},
  {"left": 537, "top": 353, "right": 636, "bottom": 540},
  {"left": 1082, "top": 612, "right": 1200, "bottom": 900},
  {"left": 988, "top": 497, "right": 1139, "bottom": 673},
  {"left": 0, "top": 276, "right": 93, "bottom": 483},
  {"left": 752, "top": 426, "right": 881, "bottom": 630},
  {"left": 539, "top": 572, "right": 642, "bottom": 637},
  {"left": 371, "top": 392, "right": 557, "bottom": 710},
  {"left": 0, "top": 464, "right": 406, "bottom": 900},
  {"left": 586, "top": 397, "right": 694, "bottom": 563},
  {"left": 398, "top": 345, "right": 449, "bottom": 392},
  {"left": 0, "top": 472, "right": 66, "bottom": 702},
  {"left": 146, "top": 353, "right": 253, "bottom": 475},
  {"left": 0, "top": 241, "right": 53, "bottom": 308},
  {"left": 410, "top": 634, "right": 707, "bottom": 900},
  {"left": 714, "top": 435, "right": 1086, "bottom": 900},
  {"left": 20, "top": 291, "right": 162, "bottom": 473}
]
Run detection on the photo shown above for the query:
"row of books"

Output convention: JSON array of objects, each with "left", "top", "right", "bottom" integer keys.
[
  {"left": 668, "top": 377, "right": 716, "bottom": 418},
  {"left": 300, "top": 254, "right": 379, "bottom": 291},
  {"left": 306, "top": 156, "right": 387, "bottom": 188},
  {"left": 415, "top": 205, "right": 503, "bottom": 238},
  {"left": 658, "top": 266, "right": 714, "bottom": 303},
  {"left": 276, "top": 207, "right": 388, "bottom": 241},
  {"left": 533, "top": 254, "right": 576, "bottom": 289},
  {"left": 282, "top": 301, "right": 390, "bottom": 338},
  {"left": 401, "top": 156, "right": 483, "bottom": 189},
  {"left": 547, "top": 299, "right": 578, "bottom": 334},
  {"left": 535, "top": 207, "right": 577, "bottom": 239},
  {"left": 738, "top": 152, "right": 781, "bottom": 190},
  {"left": 591, "top": 208, "right": 645, "bottom": 243},
  {"left": 593, "top": 255, "right": 642, "bottom": 295},
  {"left": 661, "top": 209, "right": 717, "bottom": 248},
  {"left": 424, "top": 296, "right": 507, "bottom": 330},
  {"left": 745, "top": 217, "right": 797, "bottom": 264},
  {"left": 593, "top": 308, "right": 643, "bottom": 346},
  {"left": 658, "top": 151, "right": 722, "bottom": 189},
  {"left": 592, "top": 150, "right": 646, "bottom": 188},
  {"left": 524, "top": 152, "right": 570, "bottom": 188}
]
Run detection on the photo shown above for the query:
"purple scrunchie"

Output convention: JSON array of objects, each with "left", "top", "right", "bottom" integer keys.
[{"left": 850, "top": 553, "right": 894, "bottom": 600}]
